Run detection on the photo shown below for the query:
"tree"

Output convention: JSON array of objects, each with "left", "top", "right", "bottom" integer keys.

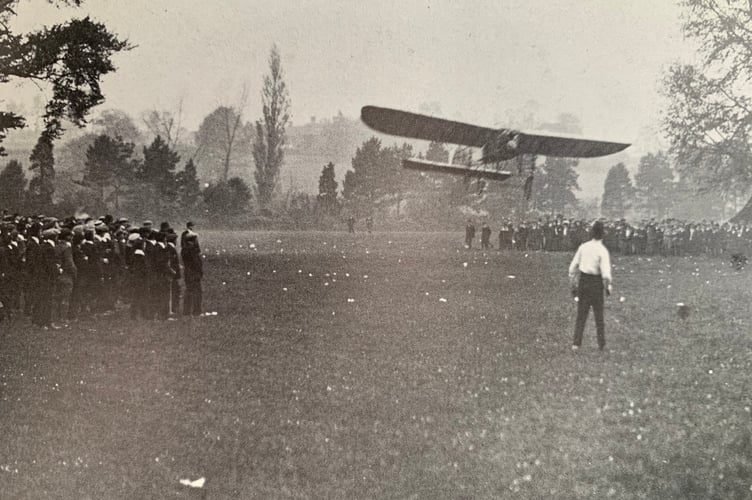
[
  {"left": 381, "top": 142, "right": 416, "bottom": 216},
  {"left": 317, "top": 162, "right": 338, "bottom": 215},
  {"left": 425, "top": 141, "right": 449, "bottom": 163},
  {"left": 175, "top": 158, "right": 201, "bottom": 208},
  {"left": 601, "top": 163, "right": 635, "bottom": 219},
  {"left": 195, "top": 103, "right": 253, "bottom": 182},
  {"left": 253, "top": 45, "right": 291, "bottom": 212},
  {"left": 0, "top": 1, "right": 129, "bottom": 150},
  {"left": 203, "top": 177, "right": 252, "bottom": 216},
  {"left": 83, "top": 134, "right": 136, "bottom": 210},
  {"left": 535, "top": 157, "right": 580, "bottom": 216},
  {"left": 343, "top": 136, "right": 382, "bottom": 203},
  {"left": 662, "top": 1, "right": 752, "bottom": 202},
  {"left": 93, "top": 109, "right": 142, "bottom": 144},
  {"left": 135, "top": 135, "right": 180, "bottom": 215},
  {"left": 634, "top": 151, "right": 675, "bottom": 219},
  {"left": 27, "top": 134, "right": 55, "bottom": 212},
  {"left": 0, "top": 159, "right": 26, "bottom": 211},
  {"left": 141, "top": 101, "right": 186, "bottom": 150}
]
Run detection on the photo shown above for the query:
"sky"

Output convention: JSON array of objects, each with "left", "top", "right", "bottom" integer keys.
[{"left": 4, "top": 0, "right": 696, "bottom": 150}]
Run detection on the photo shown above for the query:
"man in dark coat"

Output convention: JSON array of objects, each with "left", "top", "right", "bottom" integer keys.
[
  {"left": 465, "top": 220, "right": 476, "bottom": 249},
  {"left": 54, "top": 228, "right": 76, "bottom": 323},
  {"left": 24, "top": 222, "right": 42, "bottom": 317},
  {"left": 129, "top": 239, "right": 150, "bottom": 319},
  {"left": 0, "top": 232, "right": 13, "bottom": 322},
  {"left": 152, "top": 231, "right": 175, "bottom": 320},
  {"left": 166, "top": 232, "right": 181, "bottom": 317},
  {"left": 480, "top": 222, "right": 492, "bottom": 250},
  {"left": 35, "top": 229, "right": 60, "bottom": 328},
  {"left": 181, "top": 234, "right": 203, "bottom": 316}
]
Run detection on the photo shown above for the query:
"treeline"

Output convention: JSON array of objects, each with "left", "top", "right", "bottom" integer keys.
[
  {"left": 0, "top": 45, "right": 290, "bottom": 226},
  {"left": 600, "top": 152, "right": 747, "bottom": 222}
]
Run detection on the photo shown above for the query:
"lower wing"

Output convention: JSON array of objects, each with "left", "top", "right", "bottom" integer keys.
[{"left": 403, "top": 158, "right": 512, "bottom": 181}]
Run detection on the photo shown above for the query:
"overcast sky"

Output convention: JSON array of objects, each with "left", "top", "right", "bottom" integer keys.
[{"left": 5, "top": 0, "right": 695, "bottom": 146}]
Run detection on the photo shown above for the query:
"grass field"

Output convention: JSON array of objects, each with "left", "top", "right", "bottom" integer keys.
[{"left": 1, "top": 230, "right": 751, "bottom": 499}]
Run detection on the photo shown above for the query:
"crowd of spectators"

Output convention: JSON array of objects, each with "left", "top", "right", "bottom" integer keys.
[
  {"left": 0, "top": 213, "right": 204, "bottom": 328},
  {"left": 467, "top": 217, "right": 752, "bottom": 257}
]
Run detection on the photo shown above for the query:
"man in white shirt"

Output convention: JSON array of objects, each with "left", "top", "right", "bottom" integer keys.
[{"left": 568, "top": 220, "right": 612, "bottom": 351}]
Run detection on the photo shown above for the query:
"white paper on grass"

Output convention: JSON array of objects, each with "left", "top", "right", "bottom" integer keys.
[{"left": 179, "top": 477, "right": 206, "bottom": 488}]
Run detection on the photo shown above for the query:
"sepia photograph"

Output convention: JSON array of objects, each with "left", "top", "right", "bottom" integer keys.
[{"left": 0, "top": 0, "right": 751, "bottom": 497}]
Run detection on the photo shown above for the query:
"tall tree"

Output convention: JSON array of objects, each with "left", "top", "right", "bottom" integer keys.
[
  {"left": 662, "top": 1, "right": 752, "bottom": 200},
  {"left": 253, "top": 45, "right": 291, "bottom": 212},
  {"left": 138, "top": 136, "right": 180, "bottom": 214},
  {"left": 317, "top": 162, "right": 338, "bottom": 215},
  {"left": 83, "top": 134, "right": 136, "bottom": 210},
  {"left": 195, "top": 103, "right": 253, "bottom": 182},
  {"left": 0, "top": 159, "right": 26, "bottom": 211},
  {"left": 27, "top": 134, "right": 55, "bottom": 212},
  {"left": 634, "top": 151, "right": 675, "bottom": 219},
  {"left": 343, "top": 136, "right": 383, "bottom": 203},
  {"left": 536, "top": 157, "right": 580, "bottom": 216},
  {"left": 0, "top": 1, "right": 129, "bottom": 149},
  {"left": 175, "top": 158, "right": 201, "bottom": 208},
  {"left": 601, "top": 163, "right": 635, "bottom": 219}
]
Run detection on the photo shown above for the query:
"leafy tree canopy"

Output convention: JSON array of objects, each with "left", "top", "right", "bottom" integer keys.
[
  {"left": 0, "top": 1, "right": 130, "bottom": 149},
  {"left": 662, "top": 0, "right": 752, "bottom": 195}
]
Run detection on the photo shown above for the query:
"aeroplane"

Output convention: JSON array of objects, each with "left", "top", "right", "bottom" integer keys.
[{"left": 360, "top": 106, "right": 630, "bottom": 183}]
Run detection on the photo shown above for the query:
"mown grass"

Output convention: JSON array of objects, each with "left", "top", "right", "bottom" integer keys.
[{"left": 0, "top": 230, "right": 751, "bottom": 499}]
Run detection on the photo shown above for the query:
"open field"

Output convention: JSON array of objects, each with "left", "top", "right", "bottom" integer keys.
[{"left": 1, "top": 230, "right": 751, "bottom": 499}]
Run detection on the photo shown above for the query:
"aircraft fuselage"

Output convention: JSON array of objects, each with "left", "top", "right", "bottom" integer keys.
[{"left": 481, "top": 129, "right": 521, "bottom": 163}]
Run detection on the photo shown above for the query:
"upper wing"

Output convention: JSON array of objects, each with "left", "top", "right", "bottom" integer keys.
[
  {"left": 516, "top": 132, "right": 630, "bottom": 158},
  {"left": 362, "top": 105, "right": 631, "bottom": 159},
  {"left": 361, "top": 106, "right": 496, "bottom": 148}
]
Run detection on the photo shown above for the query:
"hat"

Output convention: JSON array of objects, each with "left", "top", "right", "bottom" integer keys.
[
  {"left": 142, "top": 220, "right": 153, "bottom": 228},
  {"left": 59, "top": 228, "right": 73, "bottom": 239},
  {"left": 42, "top": 228, "right": 60, "bottom": 238},
  {"left": 159, "top": 221, "right": 172, "bottom": 232}
]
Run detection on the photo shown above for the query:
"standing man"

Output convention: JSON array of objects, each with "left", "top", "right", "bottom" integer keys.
[
  {"left": 465, "top": 219, "right": 476, "bottom": 249},
  {"left": 180, "top": 221, "right": 197, "bottom": 249},
  {"left": 568, "top": 220, "right": 612, "bottom": 351},
  {"left": 166, "top": 232, "right": 181, "bottom": 318},
  {"left": 181, "top": 233, "right": 203, "bottom": 317},
  {"left": 480, "top": 222, "right": 492, "bottom": 250}
]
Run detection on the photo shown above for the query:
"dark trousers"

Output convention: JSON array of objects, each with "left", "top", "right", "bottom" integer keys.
[
  {"left": 183, "top": 280, "right": 202, "bottom": 316},
  {"left": 170, "top": 280, "right": 181, "bottom": 315},
  {"left": 33, "top": 279, "right": 54, "bottom": 326},
  {"left": 573, "top": 273, "right": 605, "bottom": 349}
]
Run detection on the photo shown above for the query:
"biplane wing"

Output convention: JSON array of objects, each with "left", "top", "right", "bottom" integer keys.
[
  {"left": 361, "top": 106, "right": 496, "bottom": 148},
  {"left": 515, "top": 131, "right": 630, "bottom": 158},
  {"left": 403, "top": 158, "right": 512, "bottom": 182},
  {"left": 361, "top": 106, "right": 630, "bottom": 160}
]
